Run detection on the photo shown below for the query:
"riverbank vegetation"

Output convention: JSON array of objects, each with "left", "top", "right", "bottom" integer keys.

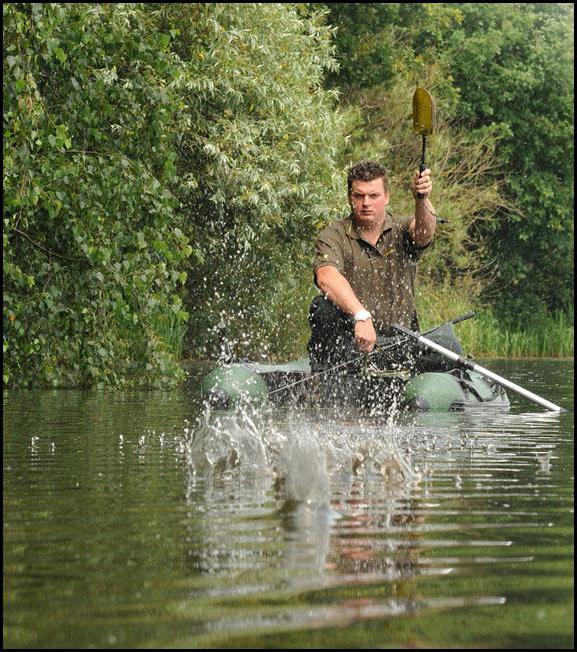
[{"left": 3, "top": 3, "right": 573, "bottom": 388}]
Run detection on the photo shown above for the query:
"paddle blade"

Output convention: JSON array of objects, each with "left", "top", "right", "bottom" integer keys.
[{"left": 413, "top": 87, "right": 436, "bottom": 136}]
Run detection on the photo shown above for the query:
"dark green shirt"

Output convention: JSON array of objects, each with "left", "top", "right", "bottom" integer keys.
[{"left": 313, "top": 212, "right": 429, "bottom": 335}]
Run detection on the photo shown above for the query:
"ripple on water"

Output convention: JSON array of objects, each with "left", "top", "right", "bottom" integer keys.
[{"left": 3, "top": 368, "right": 574, "bottom": 648}]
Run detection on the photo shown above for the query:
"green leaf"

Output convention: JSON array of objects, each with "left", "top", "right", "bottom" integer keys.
[{"left": 54, "top": 47, "right": 67, "bottom": 64}]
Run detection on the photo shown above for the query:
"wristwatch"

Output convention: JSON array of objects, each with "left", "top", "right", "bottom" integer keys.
[{"left": 353, "top": 309, "right": 372, "bottom": 322}]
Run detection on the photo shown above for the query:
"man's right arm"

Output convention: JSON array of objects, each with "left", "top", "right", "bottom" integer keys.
[{"left": 315, "top": 265, "right": 376, "bottom": 353}]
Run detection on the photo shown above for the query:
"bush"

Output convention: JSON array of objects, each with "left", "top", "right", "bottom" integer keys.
[
  {"left": 4, "top": 4, "right": 191, "bottom": 387},
  {"left": 156, "top": 4, "right": 347, "bottom": 360},
  {"left": 3, "top": 4, "right": 348, "bottom": 386}
]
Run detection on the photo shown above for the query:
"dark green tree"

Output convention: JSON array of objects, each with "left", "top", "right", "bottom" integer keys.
[
  {"left": 4, "top": 4, "right": 192, "bottom": 388},
  {"left": 3, "top": 4, "right": 347, "bottom": 387},
  {"left": 317, "top": 2, "right": 574, "bottom": 328},
  {"left": 445, "top": 3, "right": 574, "bottom": 324}
]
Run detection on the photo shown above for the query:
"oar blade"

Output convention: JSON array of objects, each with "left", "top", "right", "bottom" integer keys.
[{"left": 413, "top": 87, "right": 436, "bottom": 136}]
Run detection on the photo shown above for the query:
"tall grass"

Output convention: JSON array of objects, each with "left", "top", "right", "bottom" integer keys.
[
  {"left": 416, "top": 282, "right": 573, "bottom": 358},
  {"left": 165, "top": 265, "right": 573, "bottom": 362},
  {"left": 153, "top": 310, "right": 188, "bottom": 360},
  {"left": 166, "top": 299, "right": 573, "bottom": 363},
  {"left": 466, "top": 307, "right": 574, "bottom": 358},
  {"left": 169, "top": 277, "right": 573, "bottom": 362}
]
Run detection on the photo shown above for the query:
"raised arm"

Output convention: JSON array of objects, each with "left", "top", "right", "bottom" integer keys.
[{"left": 408, "top": 167, "right": 436, "bottom": 246}]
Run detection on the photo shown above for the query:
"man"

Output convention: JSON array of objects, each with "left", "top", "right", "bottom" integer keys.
[{"left": 308, "top": 160, "right": 436, "bottom": 371}]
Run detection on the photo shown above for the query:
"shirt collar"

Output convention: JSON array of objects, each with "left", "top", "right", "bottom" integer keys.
[{"left": 347, "top": 211, "right": 393, "bottom": 240}]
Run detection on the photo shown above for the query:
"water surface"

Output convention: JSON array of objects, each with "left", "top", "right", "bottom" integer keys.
[{"left": 3, "top": 359, "right": 573, "bottom": 648}]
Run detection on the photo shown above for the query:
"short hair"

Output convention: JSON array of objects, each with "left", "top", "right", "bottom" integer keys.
[{"left": 347, "top": 160, "right": 389, "bottom": 194}]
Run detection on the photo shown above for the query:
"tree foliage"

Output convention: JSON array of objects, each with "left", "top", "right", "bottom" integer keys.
[
  {"left": 444, "top": 3, "right": 574, "bottom": 324},
  {"left": 154, "top": 4, "right": 346, "bottom": 358},
  {"left": 3, "top": 3, "right": 346, "bottom": 387},
  {"left": 4, "top": 3, "right": 573, "bottom": 389},
  {"left": 4, "top": 4, "right": 195, "bottom": 388},
  {"left": 319, "top": 2, "right": 574, "bottom": 327}
]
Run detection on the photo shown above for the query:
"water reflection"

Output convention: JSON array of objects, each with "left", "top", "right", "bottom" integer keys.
[
  {"left": 183, "top": 406, "right": 439, "bottom": 603},
  {"left": 3, "top": 360, "right": 573, "bottom": 648},
  {"left": 177, "top": 394, "right": 572, "bottom": 636}
]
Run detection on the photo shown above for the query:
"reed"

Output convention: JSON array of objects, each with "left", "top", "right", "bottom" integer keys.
[
  {"left": 445, "top": 307, "right": 573, "bottom": 358},
  {"left": 416, "top": 282, "right": 573, "bottom": 358},
  {"left": 152, "top": 311, "right": 188, "bottom": 360},
  {"left": 169, "top": 280, "right": 573, "bottom": 363},
  {"left": 470, "top": 307, "right": 574, "bottom": 358}
]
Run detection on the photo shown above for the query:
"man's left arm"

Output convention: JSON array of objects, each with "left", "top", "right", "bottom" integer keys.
[{"left": 408, "top": 168, "right": 436, "bottom": 247}]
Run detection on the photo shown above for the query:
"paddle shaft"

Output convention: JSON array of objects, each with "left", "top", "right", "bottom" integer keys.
[
  {"left": 393, "top": 324, "right": 567, "bottom": 413},
  {"left": 420, "top": 137, "right": 427, "bottom": 172}
]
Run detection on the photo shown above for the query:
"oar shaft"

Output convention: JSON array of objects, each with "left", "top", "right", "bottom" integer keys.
[
  {"left": 465, "top": 360, "right": 564, "bottom": 412},
  {"left": 393, "top": 325, "right": 566, "bottom": 413},
  {"left": 417, "top": 137, "right": 427, "bottom": 199},
  {"left": 420, "top": 136, "right": 427, "bottom": 171}
]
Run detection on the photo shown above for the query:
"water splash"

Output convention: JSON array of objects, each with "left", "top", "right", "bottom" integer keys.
[
  {"left": 187, "top": 405, "right": 269, "bottom": 476},
  {"left": 183, "top": 399, "right": 421, "bottom": 511},
  {"left": 277, "top": 422, "right": 330, "bottom": 504}
]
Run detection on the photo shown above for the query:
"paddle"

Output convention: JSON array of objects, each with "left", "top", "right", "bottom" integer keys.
[
  {"left": 392, "top": 323, "right": 567, "bottom": 413},
  {"left": 413, "top": 86, "right": 435, "bottom": 197},
  {"left": 412, "top": 86, "right": 448, "bottom": 223}
]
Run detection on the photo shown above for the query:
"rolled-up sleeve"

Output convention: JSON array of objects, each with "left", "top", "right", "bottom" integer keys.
[
  {"left": 313, "top": 227, "right": 345, "bottom": 281},
  {"left": 402, "top": 228, "right": 431, "bottom": 262}
]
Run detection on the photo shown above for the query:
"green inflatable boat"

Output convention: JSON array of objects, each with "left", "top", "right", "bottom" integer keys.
[
  {"left": 200, "top": 313, "right": 514, "bottom": 413},
  {"left": 200, "top": 313, "right": 566, "bottom": 415},
  {"left": 200, "top": 355, "right": 510, "bottom": 413}
]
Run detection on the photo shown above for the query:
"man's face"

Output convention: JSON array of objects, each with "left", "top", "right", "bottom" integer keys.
[{"left": 349, "top": 178, "right": 389, "bottom": 228}]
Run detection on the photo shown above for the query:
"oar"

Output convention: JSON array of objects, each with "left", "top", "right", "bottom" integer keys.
[
  {"left": 412, "top": 85, "right": 448, "bottom": 222},
  {"left": 392, "top": 323, "right": 567, "bottom": 413},
  {"left": 413, "top": 86, "right": 435, "bottom": 198}
]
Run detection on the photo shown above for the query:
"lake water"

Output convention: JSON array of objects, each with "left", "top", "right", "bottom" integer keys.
[{"left": 3, "top": 359, "right": 573, "bottom": 649}]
